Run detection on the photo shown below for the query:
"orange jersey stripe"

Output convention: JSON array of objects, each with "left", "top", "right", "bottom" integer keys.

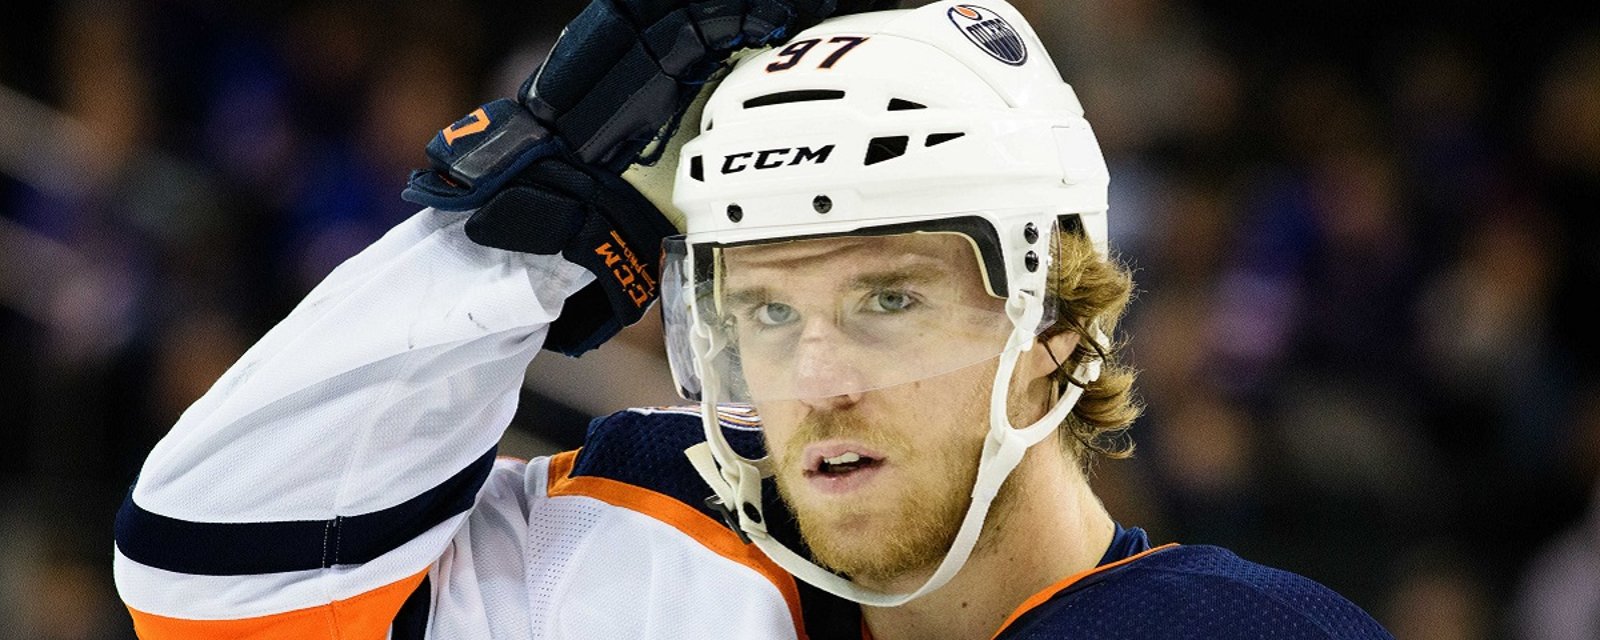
[
  {"left": 545, "top": 449, "right": 808, "bottom": 640},
  {"left": 988, "top": 543, "right": 1180, "bottom": 639},
  {"left": 126, "top": 568, "right": 428, "bottom": 639}
]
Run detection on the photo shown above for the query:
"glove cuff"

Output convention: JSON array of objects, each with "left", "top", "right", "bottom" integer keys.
[
  {"left": 466, "top": 159, "right": 679, "bottom": 356},
  {"left": 402, "top": 99, "right": 563, "bottom": 212}
]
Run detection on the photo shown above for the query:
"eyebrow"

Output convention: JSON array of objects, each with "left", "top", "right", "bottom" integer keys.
[
  {"left": 849, "top": 268, "right": 941, "bottom": 290},
  {"left": 722, "top": 268, "right": 944, "bottom": 309},
  {"left": 723, "top": 286, "right": 773, "bottom": 309}
]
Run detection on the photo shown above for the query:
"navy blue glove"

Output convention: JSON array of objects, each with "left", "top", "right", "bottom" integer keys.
[{"left": 403, "top": 0, "right": 864, "bottom": 356}]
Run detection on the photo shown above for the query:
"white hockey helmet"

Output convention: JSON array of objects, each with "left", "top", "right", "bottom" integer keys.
[{"left": 663, "top": 0, "right": 1110, "bottom": 606}]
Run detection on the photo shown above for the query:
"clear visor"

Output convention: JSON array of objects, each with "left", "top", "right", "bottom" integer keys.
[{"left": 664, "top": 225, "right": 1059, "bottom": 403}]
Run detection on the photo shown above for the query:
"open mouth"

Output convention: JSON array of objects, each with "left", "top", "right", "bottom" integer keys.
[
  {"left": 812, "top": 451, "right": 884, "bottom": 476},
  {"left": 800, "top": 442, "right": 889, "bottom": 493}
]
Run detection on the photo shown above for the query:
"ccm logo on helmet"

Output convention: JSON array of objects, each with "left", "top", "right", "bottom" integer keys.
[
  {"left": 721, "top": 145, "right": 835, "bottom": 174},
  {"left": 947, "top": 5, "right": 1028, "bottom": 66}
]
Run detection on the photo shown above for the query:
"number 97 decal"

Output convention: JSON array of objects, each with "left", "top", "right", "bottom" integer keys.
[{"left": 766, "top": 36, "right": 870, "bottom": 72}]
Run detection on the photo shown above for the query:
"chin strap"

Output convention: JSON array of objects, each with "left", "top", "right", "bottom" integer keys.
[{"left": 685, "top": 291, "right": 1104, "bottom": 607}]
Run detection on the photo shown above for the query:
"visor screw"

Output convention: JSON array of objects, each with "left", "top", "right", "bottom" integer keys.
[
  {"left": 1025, "top": 251, "right": 1040, "bottom": 272},
  {"left": 813, "top": 195, "right": 832, "bottom": 214},
  {"left": 726, "top": 204, "right": 743, "bottom": 222},
  {"left": 1024, "top": 223, "right": 1039, "bottom": 243},
  {"left": 742, "top": 502, "right": 763, "bottom": 524}
]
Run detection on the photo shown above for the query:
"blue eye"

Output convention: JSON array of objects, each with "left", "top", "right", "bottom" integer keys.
[
  {"left": 866, "top": 290, "right": 917, "bottom": 313},
  {"left": 755, "top": 302, "right": 798, "bottom": 326}
]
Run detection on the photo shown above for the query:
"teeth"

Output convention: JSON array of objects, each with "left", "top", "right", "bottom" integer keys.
[{"left": 823, "top": 452, "right": 863, "bottom": 465}]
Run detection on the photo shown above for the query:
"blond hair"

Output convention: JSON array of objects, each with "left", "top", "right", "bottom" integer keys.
[{"left": 1044, "top": 229, "right": 1141, "bottom": 468}]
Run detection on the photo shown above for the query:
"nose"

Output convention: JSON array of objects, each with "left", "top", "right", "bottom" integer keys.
[
  {"left": 791, "top": 318, "right": 865, "bottom": 410},
  {"left": 798, "top": 389, "right": 863, "bottom": 412}
]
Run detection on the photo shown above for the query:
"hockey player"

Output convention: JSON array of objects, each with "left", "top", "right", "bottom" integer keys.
[{"left": 113, "top": 1, "right": 1394, "bottom": 638}]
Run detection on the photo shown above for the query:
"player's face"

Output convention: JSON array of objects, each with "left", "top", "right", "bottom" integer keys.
[{"left": 720, "top": 233, "right": 1022, "bottom": 586}]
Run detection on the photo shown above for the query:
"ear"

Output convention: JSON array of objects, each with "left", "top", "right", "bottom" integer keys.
[{"left": 1019, "top": 331, "right": 1080, "bottom": 389}]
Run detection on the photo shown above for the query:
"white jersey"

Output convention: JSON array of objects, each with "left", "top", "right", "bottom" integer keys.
[{"left": 112, "top": 210, "right": 803, "bottom": 639}]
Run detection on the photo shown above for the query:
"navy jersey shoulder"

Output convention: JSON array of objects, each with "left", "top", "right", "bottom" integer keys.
[
  {"left": 1001, "top": 545, "right": 1393, "bottom": 639},
  {"left": 565, "top": 404, "right": 809, "bottom": 551},
  {"left": 567, "top": 405, "right": 764, "bottom": 519}
]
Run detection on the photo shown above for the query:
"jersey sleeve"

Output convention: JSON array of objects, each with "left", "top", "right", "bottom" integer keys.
[{"left": 112, "top": 208, "right": 594, "bottom": 638}]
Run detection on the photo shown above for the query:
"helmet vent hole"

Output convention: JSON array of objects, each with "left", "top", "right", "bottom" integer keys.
[
  {"left": 887, "top": 98, "right": 926, "bottom": 111},
  {"left": 925, "top": 132, "right": 965, "bottom": 147},
  {"left": 743, "top": 89, "right": 846, "bottom": 109},
  {"left": 689, "top": 156, "right": 704, "bottom": 181},
  {"left": 864, "top": 136, "right": 909, "bottom": 166}
]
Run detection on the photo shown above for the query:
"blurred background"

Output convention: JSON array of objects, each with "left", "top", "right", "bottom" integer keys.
[{"left": 2, "top": 0, "right": 1598, "bottom": 637}]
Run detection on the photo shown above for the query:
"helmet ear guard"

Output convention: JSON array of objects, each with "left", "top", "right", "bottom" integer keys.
[{"left": 664, "top": 0, "right": 1113, "bottom": 606}]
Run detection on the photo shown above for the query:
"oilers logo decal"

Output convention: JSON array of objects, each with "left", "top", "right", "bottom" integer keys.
[{"left": 947, "top": 5, "right": 1027, "bottom": 66}]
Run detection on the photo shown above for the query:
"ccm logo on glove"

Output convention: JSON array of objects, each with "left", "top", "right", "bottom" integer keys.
[
  {"left": 595, "top": 230, "right": 656, "bottom": 307},
  {"left": 722, "top": 144, "right": 835, "bottom": 174}
]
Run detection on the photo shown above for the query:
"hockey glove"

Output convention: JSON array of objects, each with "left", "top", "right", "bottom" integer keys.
[{"left": 402, "top": 0, "right": 889, "bottom": 356}]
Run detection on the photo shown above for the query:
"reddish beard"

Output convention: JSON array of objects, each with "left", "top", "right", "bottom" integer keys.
[{"left": 771, "top": 407, "right": 989, "bottom": 587}]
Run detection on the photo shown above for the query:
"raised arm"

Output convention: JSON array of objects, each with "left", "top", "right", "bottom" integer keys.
[
  {"left": 110, "top": 0, "right": 857, "bottom": 636},
  {"left": 113, "top": 210, "right": 591, "bottom": 637}
]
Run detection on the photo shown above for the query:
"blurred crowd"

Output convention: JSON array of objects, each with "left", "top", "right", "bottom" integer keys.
[{"left": 1, "top": 0, "right": 1597, "bottom": 638}]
